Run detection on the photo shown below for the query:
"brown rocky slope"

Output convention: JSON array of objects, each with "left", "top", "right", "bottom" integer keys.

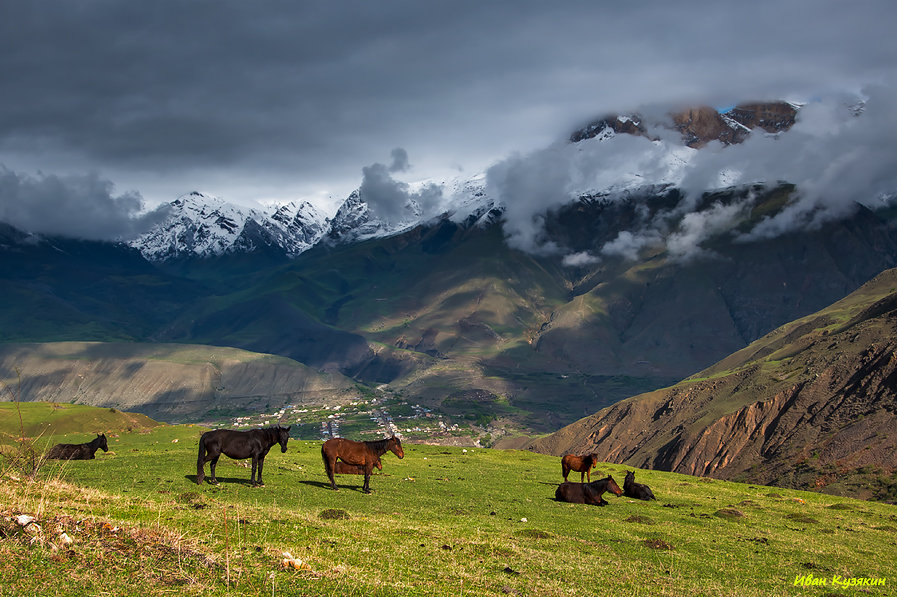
[{"left": 516, "top": 268, "right": 897, "bottom": 500}]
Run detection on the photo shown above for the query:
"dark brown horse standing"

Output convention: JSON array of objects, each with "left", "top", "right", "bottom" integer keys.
[
  {"left": 322, "top": 436, "right": 403, "bottom": 493},
  {"left": 561, "top": 453, "right": 599, "bottom": 482},
  {"left": 555, "top": 475, "right": 623, "bottom": 506},
  {"left": 47, "top": 433, "right": 108, "bottom": 460},
  {"left": 623, "top": 470, "right": 657, "bottom": 500},
  {"left": 196, "top": 425, "right": 290, "bottom": 486}
]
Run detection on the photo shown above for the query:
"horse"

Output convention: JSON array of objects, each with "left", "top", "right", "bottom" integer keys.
[
  {"left": 561, "top": 453, "right": 600, "bottom": 483},
  {"left": 196, "top": 425, "right": 290, "bottom": 486},
  {"left": 46, "top": 433, "right": 108, "bottom": 460},
  {"left": 555, "top": 475, "right": 623, "bottom": 506},
  {"left": 623, "top": 470, "right": 657, "bottom": 500},
  {"left": 322, "top": 436, "right": 403, "bottom": 493},
  {"left": 334, "top": 457, "right": 382, "bottom": 474}
]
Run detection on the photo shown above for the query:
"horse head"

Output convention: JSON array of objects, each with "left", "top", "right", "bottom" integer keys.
[
  {"left": 624, "top": 470, "right": 635, "bottom": 486},
  {"left": 389, "top": 436, "right": 404, "bottom": 459},
  {"left": 98, "top": 433, "right": 108, "bottom": 452},
  {"left": 278, "top": 426, "right": 291, "bottom": 453},
  {"left": 605, "top": 475, "right": 623, "bottom": 496}
]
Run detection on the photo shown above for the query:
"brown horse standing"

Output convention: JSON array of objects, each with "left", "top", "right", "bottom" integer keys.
[
  {"left": 322, "top": 436, "right": 403, "bottom": 493},
  {"left": 47, "top": 434, "right": 108, "bottom": 460},
  {"left": 555, "top": 475, "right": 623, "bottom": 506},
  {"left": 561, "top": 453, "right": 599, "bottom": 482}
]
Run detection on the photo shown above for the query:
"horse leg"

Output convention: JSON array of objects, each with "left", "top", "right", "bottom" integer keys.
[
  {"left": 209, "top": 455, "right": 220, "bottom": 484},
  {"left": 256, "top": 456, "right": 265, "bottom": 486},
  {"left": 562, "top": 462, "right": 569, "bottom": 481},
  {"left": 586, "top": 469, "right": 591, "bottom": 483},
  {"left": 362, "top": 461, "right": 374, "bottom": 494}
]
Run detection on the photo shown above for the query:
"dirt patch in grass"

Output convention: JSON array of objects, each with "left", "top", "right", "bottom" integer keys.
[
  {"left": 785, "top": 513, "right": 820, "bottom": 524},
  {"left": 825, "top": 503, "right": 852, "bottom": 510},
  {"left": 319, "top": 508, "right": 350, "bottom": 520},
  {"left": 714, "top": 509, "right": 746, "bottom": 520},
  {"left": 625, "top": 515, "right": 655, "bottom": 524}
]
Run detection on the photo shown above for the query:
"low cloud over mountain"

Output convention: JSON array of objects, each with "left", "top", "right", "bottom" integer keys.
[
  {"left": 488, "top": 85, "right": 897, "bottom": 263},
  {"left": 0, "top": 166, "right": 171, "bottom": 241}
]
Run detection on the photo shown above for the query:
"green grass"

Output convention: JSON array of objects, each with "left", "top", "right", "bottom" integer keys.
[
  {"left": 2, "top": 407, "right": 895, "bottom": 596},
  {"left": 0, "top": 401, "right": 160, "bottom": 442}
]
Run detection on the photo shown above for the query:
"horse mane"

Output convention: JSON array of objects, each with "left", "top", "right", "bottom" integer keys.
[{"left": 364, "top": 437, "right": 391, "bottom": 452}]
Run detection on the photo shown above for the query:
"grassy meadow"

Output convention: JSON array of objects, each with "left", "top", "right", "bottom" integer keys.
[{"left": 1, "top": 403, "right": 895, "bottom": 596}]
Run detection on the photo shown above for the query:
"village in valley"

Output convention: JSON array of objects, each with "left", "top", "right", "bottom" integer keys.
[{"left": 210, "top": 390, "right": 501, "bottom": 447}]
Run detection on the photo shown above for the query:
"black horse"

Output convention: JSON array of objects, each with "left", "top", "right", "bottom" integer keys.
[
  {"left": 623, "top": 470, "right": 656, "bottom": 500},
  {"left": 196, "top": 425, "right": 290, "bottom": 486},
  {"left": 47, "top": 433, "right": 108, "bottom": 460},
  {"left": 322, "top": 436, "right": 404, "bottom": 493}
]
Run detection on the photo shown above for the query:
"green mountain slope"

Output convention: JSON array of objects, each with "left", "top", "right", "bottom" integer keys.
[
  {"left": 5, "top": 188, "right": 897, "bottom": 434},
  {"left": 0, "top": 342, "right": 356, "bottom": 423}
]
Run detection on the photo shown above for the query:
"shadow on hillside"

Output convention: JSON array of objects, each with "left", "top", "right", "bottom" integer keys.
[
  {"left": 298, "top": 479, "right": 370, "bottom": 492},
  {"left": 184, "top": 474, "right": 259, "bottom": 486}
]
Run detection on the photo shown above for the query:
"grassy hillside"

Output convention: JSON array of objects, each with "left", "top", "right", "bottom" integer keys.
[
  {"left": 1, "top": 404, "right": 894, "bottom": 596},
  {"left": 0, "top": 342, "right": 357, "bottom": 423},
  {"left": 0, "top": 401, "right": 160, "bottom": 443}
]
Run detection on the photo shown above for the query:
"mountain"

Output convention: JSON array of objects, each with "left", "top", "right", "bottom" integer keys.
[
  {"left": 4, "top": 98, "right": 897, "bottom": 440},
  {"left": 518, "top": 267, "right": 897, "bottom": 500},
  {"left": 131, "top": 191, "right": 328, "bottom": 261},
  {"left": 570, "top": 101, "right": 799, "bottom": 147},
  {"left": 124, "top": 101, "right": 808, "bottom": 264}
]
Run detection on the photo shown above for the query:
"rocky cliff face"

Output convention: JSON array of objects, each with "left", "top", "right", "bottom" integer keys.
[
  {"left": 521, "top": 268, "right": 897, "bottom": 500},
  {"left": 571, "top": 101, "right": 799, "bottom": 147}
]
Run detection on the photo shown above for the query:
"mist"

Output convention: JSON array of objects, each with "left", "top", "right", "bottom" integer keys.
[{"left": 486, "top": 82, "right": 897, "bottom": 263}]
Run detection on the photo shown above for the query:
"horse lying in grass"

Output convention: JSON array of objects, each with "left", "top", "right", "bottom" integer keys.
[
  {"left": 561, "top": 453, "right": 600, "bottom": 482},
  {"left": 322, "top": 436, "right": 403, "bottom": 493},
  {"left": 196, "top": 425, "right": 290, "bottom": 486},
  {"left": 46, "top": 433, "right": 108, "bottom": 460},
  {"left": 623, "top": 470, "right": 656, "bottom": 500},
  {"left": 555, "top": 475, "right": 623, "bottom": 506}
]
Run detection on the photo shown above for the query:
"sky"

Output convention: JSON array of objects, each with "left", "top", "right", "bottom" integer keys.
[{"left": 1, "top": 0, "right": 896, "bottom": 242}]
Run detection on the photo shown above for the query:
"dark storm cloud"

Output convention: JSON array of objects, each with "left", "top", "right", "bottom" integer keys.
[
  {"left": 0, "top": 166, "right": 171, "bottom": 241},
  {"left": 359, "top": 149, "right": 443, "bottom": 226},
  {"left": 0, "top": 0, "right": 895, "bottom": 233}
]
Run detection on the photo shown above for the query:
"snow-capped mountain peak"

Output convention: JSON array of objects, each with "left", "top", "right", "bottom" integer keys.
[{"left": 130, "top": 192, "right": 327, "bottom": 260}]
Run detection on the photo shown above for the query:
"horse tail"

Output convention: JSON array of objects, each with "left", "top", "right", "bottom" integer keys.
[
  {"left": 196, "top": 434, "right": 207, "bottom": 484},
  {"left": 321, "top": 443, "right": 333, "bottom": 478}
]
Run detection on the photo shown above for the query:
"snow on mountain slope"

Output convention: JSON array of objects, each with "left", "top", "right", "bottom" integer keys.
[
  {"left": 131, "top": 192, "right": 327, "bottom": 260},
  {"left": 130, "top": 100, "right": 823, "bottom": 261}
]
